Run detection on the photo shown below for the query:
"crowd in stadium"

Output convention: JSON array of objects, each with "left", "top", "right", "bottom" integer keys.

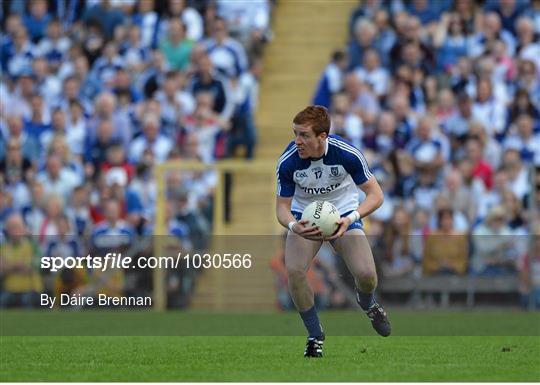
[
  {"left": 0, "top": 0, "right": 539, "bottom": 309},
  {"left": 0, "top": 0, "right": 270, "bottom": 308},
  {"left": 286, "top": 0, "right": 540, "bottom": 309}
]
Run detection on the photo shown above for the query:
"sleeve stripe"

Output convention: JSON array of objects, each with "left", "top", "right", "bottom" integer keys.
[
  {"left": 328, "top": 139, "right": 373, "bottom": 180},
  {"left": 277, "top": 144, "right": 297, "bottom": 165},
  {"left": 276, "top": 146, "right": 297, "bottom": 195}
]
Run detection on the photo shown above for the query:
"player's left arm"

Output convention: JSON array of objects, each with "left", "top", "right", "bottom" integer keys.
[{"left": 327, "top": 176, "right": 384, "bottom": 240}]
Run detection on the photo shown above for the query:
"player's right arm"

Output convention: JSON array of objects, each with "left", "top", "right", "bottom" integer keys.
[
  {"left": 276, "top": 196, "right": 322, "bottom": 240},
  {"left": 276, "top": 143, "right": 322, "bottom": 240}
]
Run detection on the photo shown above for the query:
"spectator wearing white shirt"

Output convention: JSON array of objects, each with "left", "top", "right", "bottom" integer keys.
[
  {"left": 504, "top": 114, "right": 540, "bottom": 164},
  {"left": 329, "top": 93, "right": 363, "bottom": 150},
  {"left": 128, "top": 114, "right": 173, "bottom": 164},
  {"left": 469, "top": 11, "right": 516, "bottom": 58},
  {"left": 158, "top": 0, "right": 203, "bottom": 43},
  {"left": 154, "top": 71, "right": 195, "bottom": 135},
  {"left": 31, "top": 57, "right": 61, "bottom": 109},
  {"left": 37, "top": 154, "right": 80, "bottom": 200},
  {"left": 216, "top": 0, "right": 270, "bottom": 43},
  {"left": 6, "top": 27, "right": 35, "bottom": 78},
  {"left": 36, "top": 19, "right": 70, "bottom": 71},
  {"left": 472, "top": 77, "right": 507, "bottom": 138},
  {"left": 65, "top": 100, "right": 87, "bottom": 158},
  {"left": 355, "top": 48, "right": 389, "bottom": 98},
  {"left": 515, "top": 17, "right": 540, "bottom": 70},
  {"left": 132, "top": 0, "right": 160, "bottom": 49},
  {"left": 502, "top": 148, "right": 530, "bottom": 201},
  {"left": 204, "top": 17, "right": 248, "bottom": 79}
]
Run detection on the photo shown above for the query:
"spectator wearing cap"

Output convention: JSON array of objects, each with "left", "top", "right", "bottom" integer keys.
[
  {"left": 204, "top": 17, "right": 248, "bottom": 79},
  {"left": 0, "top": 213, "right": 43, "bottom": 308},
  {"left": 128, "top": 114, "right": 173, "bottom": 164},
  {"left": 504, "top": 114, "right": 540, "bottom": 164},
  {"left": 471, "top": 205, "right": 517, "bottom": 276},
  {"left": 312, "top": 50, "right": 347, "bottom": 110},
  {"left": 159, "top": 18, "right": 194, "bottom": 72}
]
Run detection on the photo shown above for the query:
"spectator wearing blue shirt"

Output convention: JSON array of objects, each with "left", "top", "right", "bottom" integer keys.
[
  {"left": 90, "top": 198, "right": 135, "bottom": 252},
  {"left": 433, "top": 12, "right": 471, "bottom": 73},
  {"left": 190, "top": 54, "right": 233, "bottom": 121},
  {"left": 82, "top": 0, "right": 126, "bottom": 39},
  {"left": 408, "top": 0, "right": 440, "bottom": 25},
  {"left": 312, "top": 50, "right": 347, "bottom": 109},
  {"left": 22, "top": 0, "right": 52, "bottom": 43},
  {"left": 347, "top": 18, "right": 377, "bottom": 70}
]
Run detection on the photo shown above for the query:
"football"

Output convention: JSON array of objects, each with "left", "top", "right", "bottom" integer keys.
[{"left": 301, "top": 201, "right": 340, "bottom": 237}]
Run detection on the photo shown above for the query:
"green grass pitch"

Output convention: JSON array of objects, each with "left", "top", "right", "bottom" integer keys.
[{"left": 1, "top": 310, "right": 539, "bottom": 381}]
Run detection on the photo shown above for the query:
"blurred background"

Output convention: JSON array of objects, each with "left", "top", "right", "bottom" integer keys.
[{"left": 0, "top": 0, "right": 539, "bottom": 312}]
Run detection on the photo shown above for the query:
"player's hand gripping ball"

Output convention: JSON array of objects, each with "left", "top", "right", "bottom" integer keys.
[{"left": 301, "top": 201, "right": 340, "bottom": 237}]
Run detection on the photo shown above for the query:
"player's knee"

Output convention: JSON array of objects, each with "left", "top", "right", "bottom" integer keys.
[
  {"left": 286, "top": 268, "right": 306, "bottom": 284},
  {"left": 355, "top": 271, "right": 377, "bottom": 291}
]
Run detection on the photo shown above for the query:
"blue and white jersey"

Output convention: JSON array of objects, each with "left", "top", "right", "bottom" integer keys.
[{"left": 276, "top": 135, "right": 373, "bottom": 214}]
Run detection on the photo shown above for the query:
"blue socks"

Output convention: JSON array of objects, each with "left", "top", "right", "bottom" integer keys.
[
  {"left": 356, "top": 289, "right": 376, "bottom": 311},
  {"left": 299, "top": 305, "right": 323, "bottom": 338}
]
